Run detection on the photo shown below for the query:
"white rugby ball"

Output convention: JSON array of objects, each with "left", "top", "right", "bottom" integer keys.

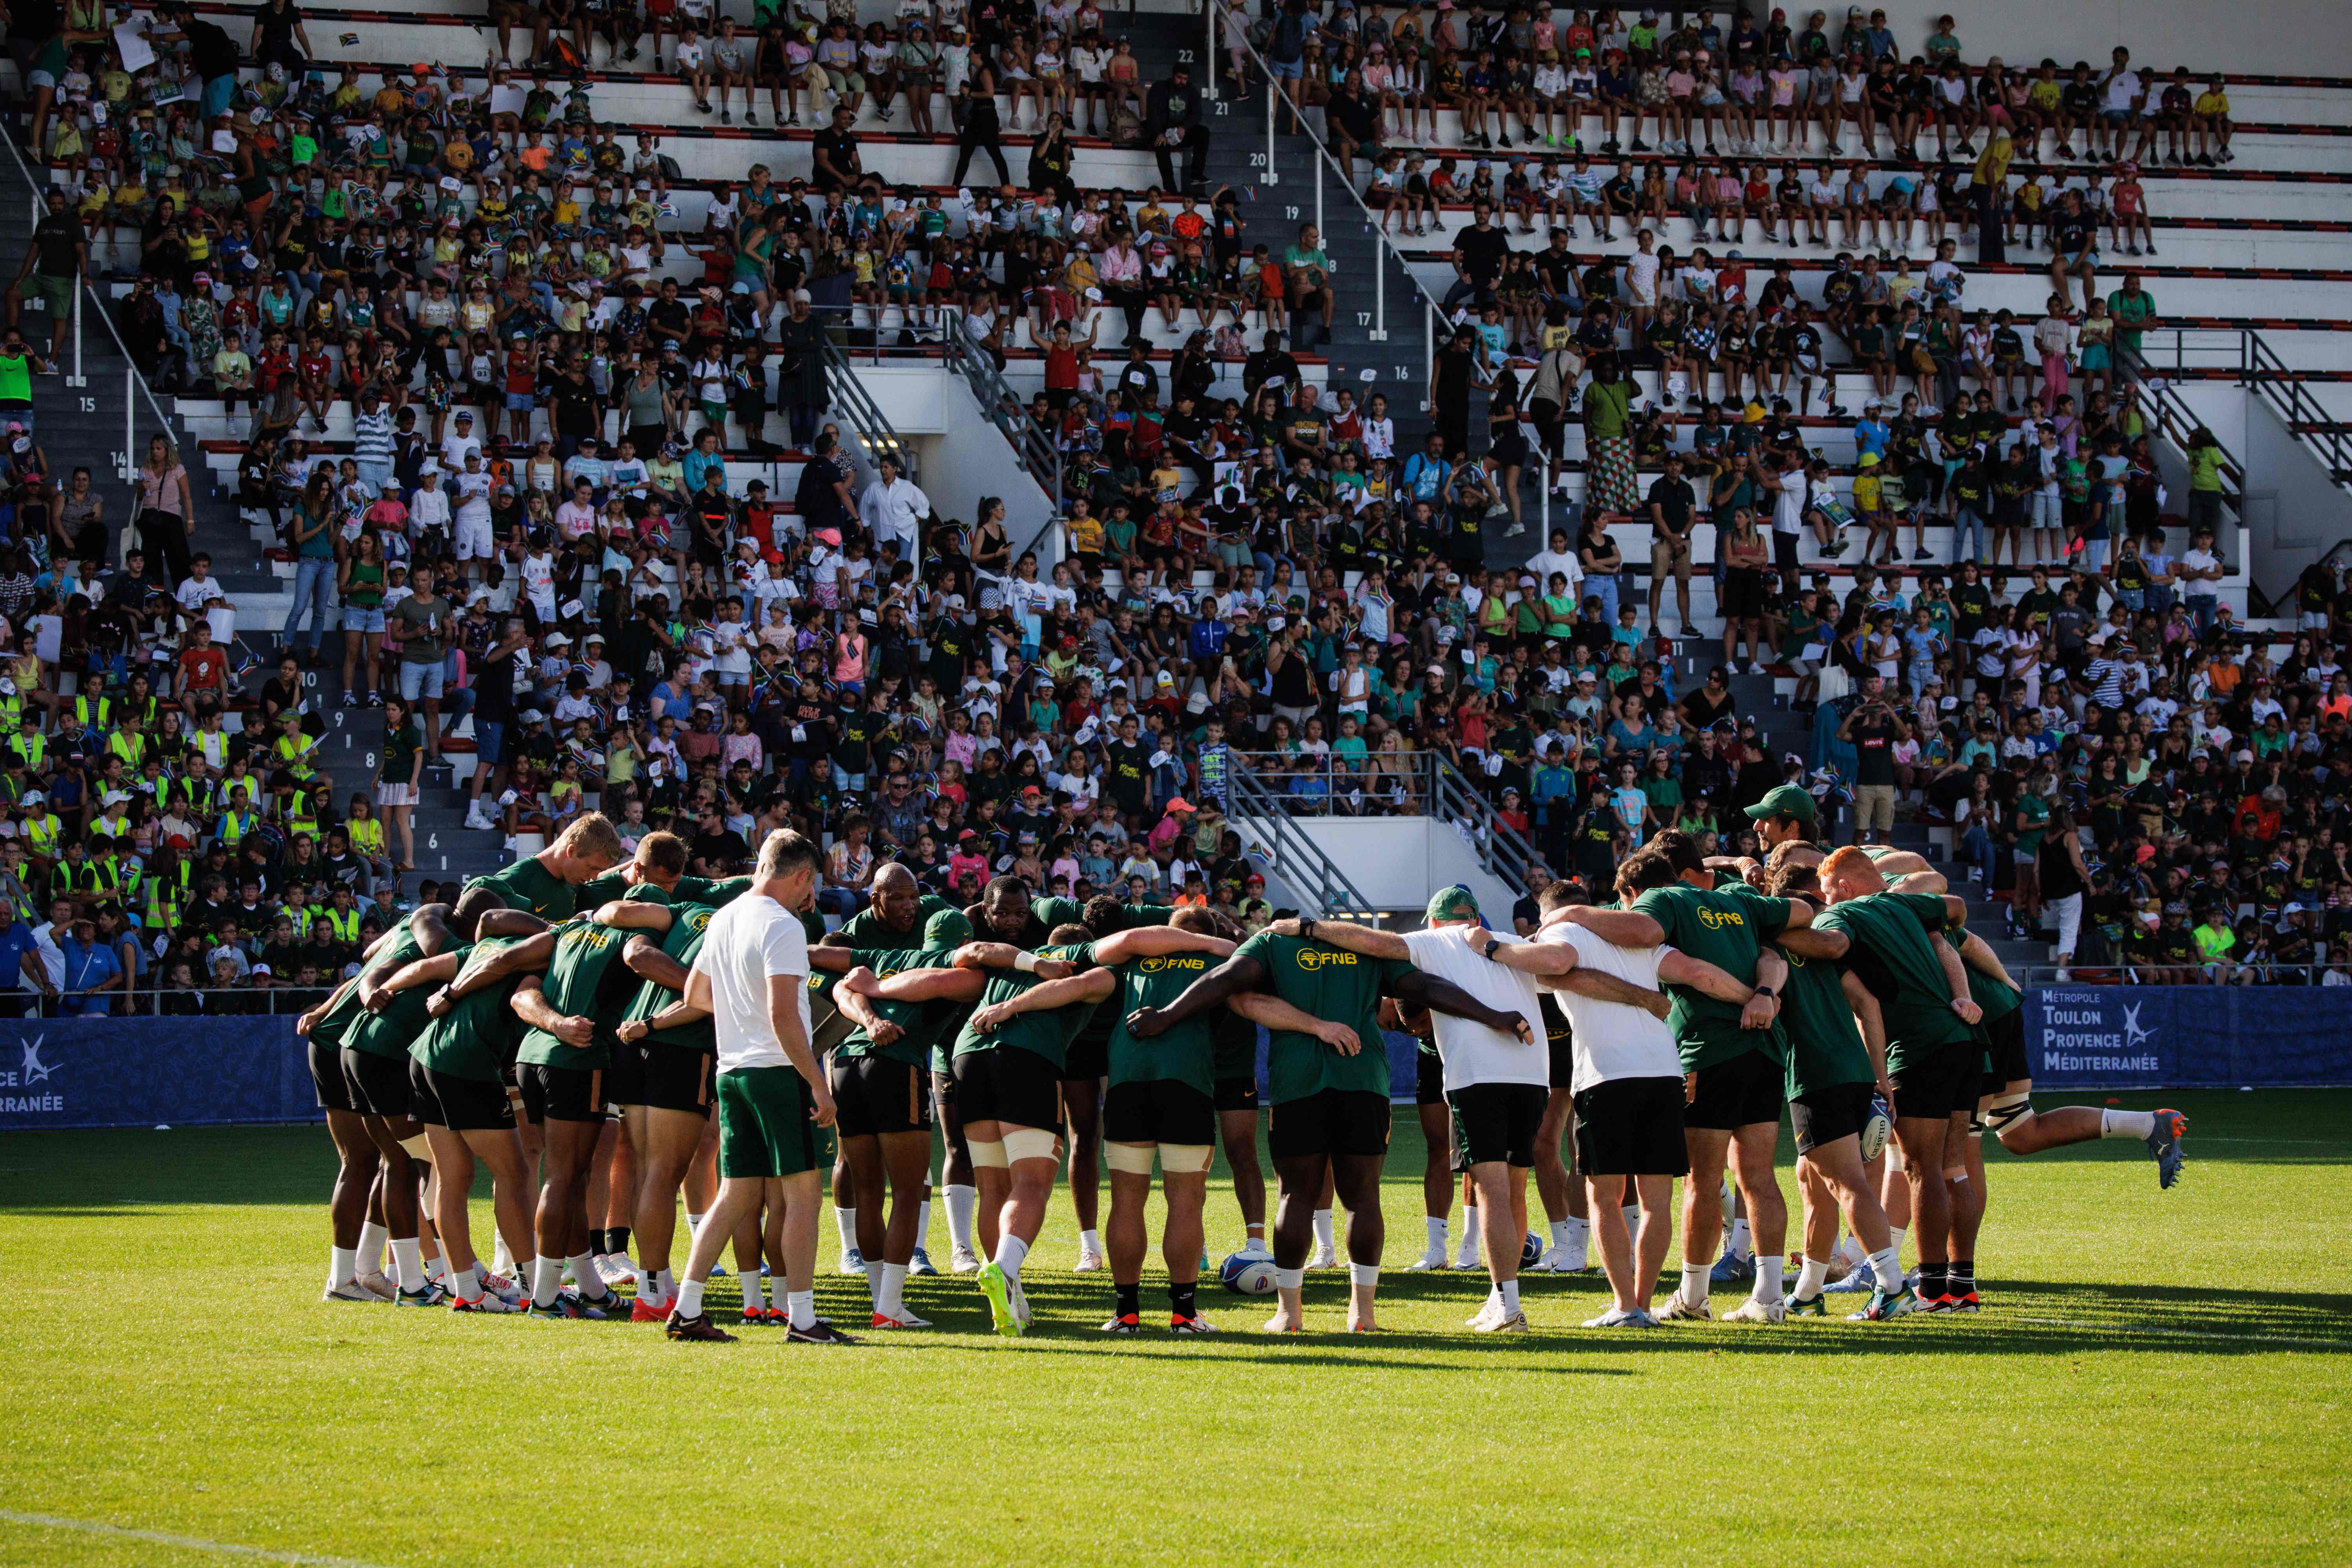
[{"left": 1219, "top": 1252, "right": 1278, "bottom": 1295}]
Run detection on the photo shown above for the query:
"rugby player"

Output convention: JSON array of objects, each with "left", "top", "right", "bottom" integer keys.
[
  {"left": 371, "top": 916, "right": 555, "bottom": 1312},
  {"left": 469, "top": 812, "right": 630, "bottom": 920},
  {"left": 1733, "top": 784, "right": 1947, "bottom": 888},
  {"left": 1782, "top": 847, "right": 1986, "bottom": 1315},
  {"left": 942, "top": 915, "right": 1104, "bottom": 1335},
  {"left": 612, "top": 897, "right": 732, "bottom": 1321},
  {"left": 1757, "top": 855, "right": 1916, "bottom": 1318},
  {"left": 1125, "top": 913, "right": 1533, "bottom": 1334},
  {"left": 1396, "top": 1005, "right": 1465, "bottom": 1273},
  {"left": 817, "top": 911, "right": 988, "bottom": 1327},
  {"left": 666, "top": 829, "right": 854, "bottom": 1344},
  {"left": 508, "top": 890, "right": 677, "bottom": 1318},
  {"left": 1210, "top": 1003, "right": 1272, "bottom": 1259},
  {"left": 1545, "top": 832, "right": 1806, "bottom": 1323},
  {"left": 1529, "top": 989, "right": 1593, "bottom": 1273},
  {"left": 951, "top": 911, "right": 1250, "bottom": 1332}
]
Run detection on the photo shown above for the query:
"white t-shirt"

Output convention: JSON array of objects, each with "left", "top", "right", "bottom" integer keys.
[
  {"left": 696, "top": 893, "right": 813, "bottom": 1074},
  {"left": 1399, "top": 926, "right": 1547, "bottom": 1091},
  {"left": 1537, "top": 927, "right": 1683, "bottom": 1091}
]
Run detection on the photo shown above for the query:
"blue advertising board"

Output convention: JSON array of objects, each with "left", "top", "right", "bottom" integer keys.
[
  {"left": 0, "top": 1016, "right": 314, "bottom": 1132},
  {"left": 2027, "top": 987, "right": 2352, "bottom": 1089}
]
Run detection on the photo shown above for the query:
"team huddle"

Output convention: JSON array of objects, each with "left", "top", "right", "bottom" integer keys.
[{"left": 297, "top": 792, "right": 2187, "bottom": 1341}]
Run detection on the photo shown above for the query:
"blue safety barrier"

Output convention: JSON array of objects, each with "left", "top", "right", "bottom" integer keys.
[
  {"left": 2027, "top": 987, "right": 2352, "bottom": 1089},
  {"left": 0, "top": 1016, "right": 313, "bottom": 1131}
]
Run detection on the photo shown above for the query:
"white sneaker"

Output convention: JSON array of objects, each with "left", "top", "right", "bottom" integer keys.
[
  {"left": 597, "top": 1255, "right": 639, "bottom": 1289},
  {"left": 464, "top": 806, "right": 494, "bottom": 831},
  {"left": 950, "top": 1245, "right": 983, "bottom": 1274},
  {"left": 478, "top": 1271, "right": 522, "bottom": 1305},
  {"left": 837, "top": 1248, "right": 867, "bottom": 1276},
  {"left": 1474, "top": 1308, "right": 1531, "bottom": 1334},
  {"left": 1656, "top": 1296, "right": 1712, "bottom": 1321},
  {"left": 1725, "top": 1296, "right": 1787, "bottom": 1323},
  {"left": 355, "top": 1269, "right": 399, "bottom": 1300},
  {"left": 322, "top": 1279, "right": 387, "bottom": 1303},
  {"left": 1403, "top": 1250, "right": 1450, "bottom": 1271},
  {"left": 1536, "top": 1243, "right": 1589, "bottom": 1274},
  {"left": 871, "top": 1308, "right": 933, "bottom": 1329},
  {"left": 1583, "top": 1307, "right": 1657, "bottom": 1328},
  {"left": 1450, "top": 1253, "right": 1484, "bottom": 1272},
  {"left": 1465, "top": 1299, "right": 1504, "bottom": 1330},
  {"left": 452, "top": 1290, "right": 520, "bottom": 1314},
  {"left": 1072, "top": 1245, "right": 1107, "bottom": 1273},
  {"left": 1307, "top": 1243, "right": 1339, "bottom": 1269}
]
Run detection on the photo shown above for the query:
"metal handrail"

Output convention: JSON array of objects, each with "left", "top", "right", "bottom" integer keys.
[
  {"left": 940, "top": 310, "right": 1063, "bottom": 508},
  {"left": 818, "top": 334, "right": 917, "bottom": 493},
  {"left": 1228, "top": 746, "right": 1547, "bottom": 889},
  {"left": 1221, "top": 752, "right": 1376, "bottom": 915},
  {"left": 1427, "top": 748, "right": 1546, "bottom": 890}
]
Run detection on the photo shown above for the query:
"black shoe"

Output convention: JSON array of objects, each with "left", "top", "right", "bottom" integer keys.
[
  {"left": 665, "top": 1310, "right": 737, "bottom": 1342},
  {"left": 786, "top": 1319, "right": 862, "bottom": 1344}
]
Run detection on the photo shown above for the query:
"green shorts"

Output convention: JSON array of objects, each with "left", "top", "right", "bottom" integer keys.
[
  {"left": 33, "top": 270, "right": 72, "bottom": 319},
  {"left": 716, "top": 1065, "right": 824, "bottom": 1178}
]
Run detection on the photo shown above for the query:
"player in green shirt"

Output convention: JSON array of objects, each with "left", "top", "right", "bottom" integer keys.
[
  {"left": 610, "top": 899, "right": 726, "bottom": 1321},
  {"left": 963, "top": 877, "right": 1173, "bottom": 1274},
  {"left": 1731, "top": 782, "right": 1947, "bottom": 889},
  {"left": 1785, "top": 848, "right": 1984, "bottom": 1316},
  {"left": 1124, "top": 912, "right": 1529, "bottom": 1333},
  {"left": 575, "top": 828, "right": 753, "bottom": 915},
  {"left": 1755, "top": 858, "right": 1915, "bottom": 1320},
  {"left": 1560, "top": 831, "right": 1806, "bottom": 1323},
  {"left": 467, "top": 811, "right": 629, "bottom": 921},
  {"left": 954, "top": 911, "right": 1259, "bottom": 1334},
  {"left": 505, "top": 889, "right": 673, "bottom": 1318},
  {"left": 368, "top": 923, "right": 552, "bottom": 1313}
]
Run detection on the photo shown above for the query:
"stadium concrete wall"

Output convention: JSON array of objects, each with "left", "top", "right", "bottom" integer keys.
[{"left": 4, "top": 991, "right": 2350, "bottom": 1130}]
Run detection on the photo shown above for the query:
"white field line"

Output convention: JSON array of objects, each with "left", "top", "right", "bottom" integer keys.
[{"left": 0, "top": 1510, "right": 396, "bottom": 1567}]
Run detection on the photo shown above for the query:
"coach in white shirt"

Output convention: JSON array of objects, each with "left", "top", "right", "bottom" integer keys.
[
  {"left": 662, "top": 829, "right": 853, "bottom": 1343},
  {"left": 1462, "top": 880, "right": 1764, "bottom": 1328},
  {"left": 857, "top": 456, "right": 929, "bottom": 559}
]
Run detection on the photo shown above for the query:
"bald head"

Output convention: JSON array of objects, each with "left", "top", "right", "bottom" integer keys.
[{"left": 870, "top": 861, "right": 922, "bottom": 933}]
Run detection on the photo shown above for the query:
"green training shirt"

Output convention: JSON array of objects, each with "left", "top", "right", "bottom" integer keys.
[
  {"left": 949, "top": 944, "right": 1099, "bottom": 1071},
  {"left": 1103, "top": 944, "right": 1222, "bottom": 1098},
  {"left": 837, "top": 893, "right": 955, "bottom": 947},
  {"left": 830, "top": 945, "right": 960, "bottom": 1070},
  {"left": 1033, "top": 897, "right": 1172, "bottom": 935},
  {"left": 1945, "top": 902, "right": 2022, "bottom": 1024},
  {"left": 341, "top": 925, "right": 435, "bottom": 1060},
  {"left": 411, "top": 936, "right": 530, "bottom": 1082},
  {"left": 514, "top": 897, "right": 662, "bottom": 1071},
  {"left": 1234, "top": 930, "right": 1410, "bottom": 1105},
  {"left": 1815, "top": 891, "right": 1976, "bottom": 1075},
  {"left": 619, "top": 904, "right": 719, "bottom": 1055},
  {"left": 1631, "top": 882, "right": 1792, "bottom": 1071},
  {"left": 470, "top": 855, "right": 580, "bottom": 921},
  {"left": 1773, "top": 946, "right": 1875, "bottom": 1101}
]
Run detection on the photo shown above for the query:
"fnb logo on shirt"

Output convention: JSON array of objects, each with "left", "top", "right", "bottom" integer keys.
[
  {"left": 1138, "top": 956, "right": 1208, "bottom": 974},
  {"left": 1294, "top": 948, "right": 1359, "bottom": 970},
  {"left": 1696, "top": 907, "right": 1748, "bottom": 930}
]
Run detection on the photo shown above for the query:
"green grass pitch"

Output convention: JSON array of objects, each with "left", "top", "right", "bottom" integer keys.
[{"left": 2, "top": 1089, "right": 2349, "bottom": 1566}]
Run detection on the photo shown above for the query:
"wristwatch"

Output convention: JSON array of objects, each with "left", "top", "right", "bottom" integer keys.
[
  {"left": 1300, "top": 916, "right": 1317, "bottom": 941},
  {"left": 1483, "top": 938, "right": 1501, "bottom": 960},
  {"left": 1754, "top": 986, "right": 1778, "bottom": 1001}
]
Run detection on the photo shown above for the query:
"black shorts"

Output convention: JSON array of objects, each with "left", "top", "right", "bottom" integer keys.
[
  {"left": 407, "top": 1056, "right": 516, "bottom": 1132},
  {"left": 340, "top": 1047, "right": 412, "bottom": 1121},
  {"left": 637, "top": 1043, "right": 717, "bottom": 1116},
  {"left": 830, "top": 1054, "right": 935, "bottom": 1138},
  {"left": 1062, "top": 1031, "right": 1109, "bottom": 1082},
  {"left": 1546, "top": 1029, "right": 1575, "bottom": 1091},
  {"left": 517, "top": 1062, "right": 610, "bottom": 1125},
  {"left": 605, "top": 1035, "right": 646, "bottom": 1107},
  {"left": 1890, "top": 1041, "right": 1979, "bottom": 1122},
  {"left": 951, "top": 1047, "right": 1063, "bottom": 1132},
  {"left": 1790, "top": 1080, "right": 1875, "bottom": 1155},
  {"left": 1573, "top": 1076, "right": 1690, "bottom": 1177},
  {"left": 1267, "top": 1087, "right": 1392, "bottom": 1160},
  {"left": 1214, "top": 1074, "right": 1259, "bottom": 1111},
  {"left": 1103, "top": 1080, "right": 1217, "bottom": 1147},
  {"left": 310, "top": 1037, "right": 358, "bottom": 1112},
  {"left": 1683, "top": 1048, "right": 1785, "bottom": 1132},
  {"left": 1773, "top": 529, "right": 1799, "bottom": 572},
  {"left": 1447, "top": 1081, "right": 1548, "bottom": 1168},
  {"left": 1981, "top": 1008, "right": 2028, "bottom": 1091},
  {"left": 1415, "top": 1045, "right": 1445, "bottom": 1105}
]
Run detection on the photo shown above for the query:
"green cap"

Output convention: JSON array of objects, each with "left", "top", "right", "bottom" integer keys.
[
  {"left": 1425, "top": 884, "right": 1480, "bottom": 924},
  {"left": 924, "top": 908, "right": 975, "bottom": 949},
  {"left": 1744, "top": 783, "right": 1818, "bottom": 823}
]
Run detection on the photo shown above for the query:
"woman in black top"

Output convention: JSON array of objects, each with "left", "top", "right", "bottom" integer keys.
[
  {"left": 250, "top": 0, "right": 313, "bottom": 74},
  {"left": 2038, "top": 801, "right": 2091, "bottom": 975},
  {"left": 1577, "top": 509, "right": 1623, "bottom": 628}
]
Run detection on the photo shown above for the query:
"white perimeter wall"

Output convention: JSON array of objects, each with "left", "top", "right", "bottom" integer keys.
[
  {"left": 1251, "top": 817, "right": 1521, "bottom": 916},
  {"left": 854, "top": 365, "right": 1062, "bottom": 567}
]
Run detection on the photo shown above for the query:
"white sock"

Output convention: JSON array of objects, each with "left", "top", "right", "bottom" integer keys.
[
  {"left": 424, "top": 1250, "right": 446, "bottom": 1283},
  {"left": 686, "top": 1212, "right": 706, "bottom": 1244},
  {"left": 1681, "top": 1263, "right": 1711, "bottom": 1308},
  {"left": 1312, "top": 1209, "right": 1336, "bottom": 1252},
  {"left": 1796, "top": 1255, "right": 1829, "bottom": 1298},
  {"left": 880, "top": 1261, "right": 909, "bottom": 1318},
  {"left": 915, "top": 1200, "right": 933, "bottom": 1251},
  {"left": 675, "top": 1277, "right": 706, "bottom": 1318},
  {"left": 1564, "top": 1214, "right": 1590, "bottom": 1254},
  {"left": 1499, "top": 1278, "right": 1520, "bottom": 1314},
  {"left": 1888, "top": 1226, "right": 1907, "bottom": 1265},
  {"left": 531, "top": 1255, "right": 563, "bottom": 1308},
  {"left": 787, "top": 1289, "right": 816, "bottom": 1331},
  {"left": 329, "top": 1246, "right": 358, "bottom": 1289},
  {"left": 1274, "top": 1267, "right": 1305, "bottom": 1290},
  {"left": 946, "top": 1184, "right": 978, "bottom": 1252},
  {"left": 565, "top": 1252, "right": 601, "bottom": 1299},
  {"left": 1754, "top": 1255, "right": 1784, "bottom": 1303},
  {"left": 835, "top": 1207, "right": 860, "bottom": 1259},
  {"left": 1457, "top": 1207, "right": 1480, "bottom": 1262},
  {"left": 1425, "top": 1215, "right": 1448, "bottom": 1255},
  {"left": 1837, "top": 1233, "right": 1869, "bottom": 1269},
  {"left": 993, "top": 1231, "right": 1030, "bottom": 1283},
  {"left": 655, "top": 1267, "right": 676, "bottom": 1308},
  {"left": 1245, "top": 1225, "right": 1269, "bottom": 1252},
  {"left": 1621, "top": 1203, "right": 1640, "bottom": 1238},
  {"left": 356, "top": 1221, "right": 389, "bottom": 1273},
  {"left": 1079, "top": 1227, "right": 1103, "bottom": 1257},
  {"left": 1728, "top": 1216, "right": 1753, "bottom": 1261},
  {"left": 744, "top": 1271, "right": 767, "bottom": 1312},
  {"left": 391, "top": 1238, "right": 424, "bottom": 1292},
  {"left": 865, "top": 1258, "right": 884, "bottom": 1308},
  {"left": 450, "top": 1264, "right": 480, "bottom": 1303},
  {"left": 1870, "top": 1246, "right": 1904, "bottom": 1291},
  {"left": 2102, "top": 1108, "right": 2158, "bottom": 1140},
  {"left": 492, "top": 1235, "right": 515, "bottom": 1276},
  {"left": 1348, "top": 1261, "right": 1380, "bottom": 1286}
]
